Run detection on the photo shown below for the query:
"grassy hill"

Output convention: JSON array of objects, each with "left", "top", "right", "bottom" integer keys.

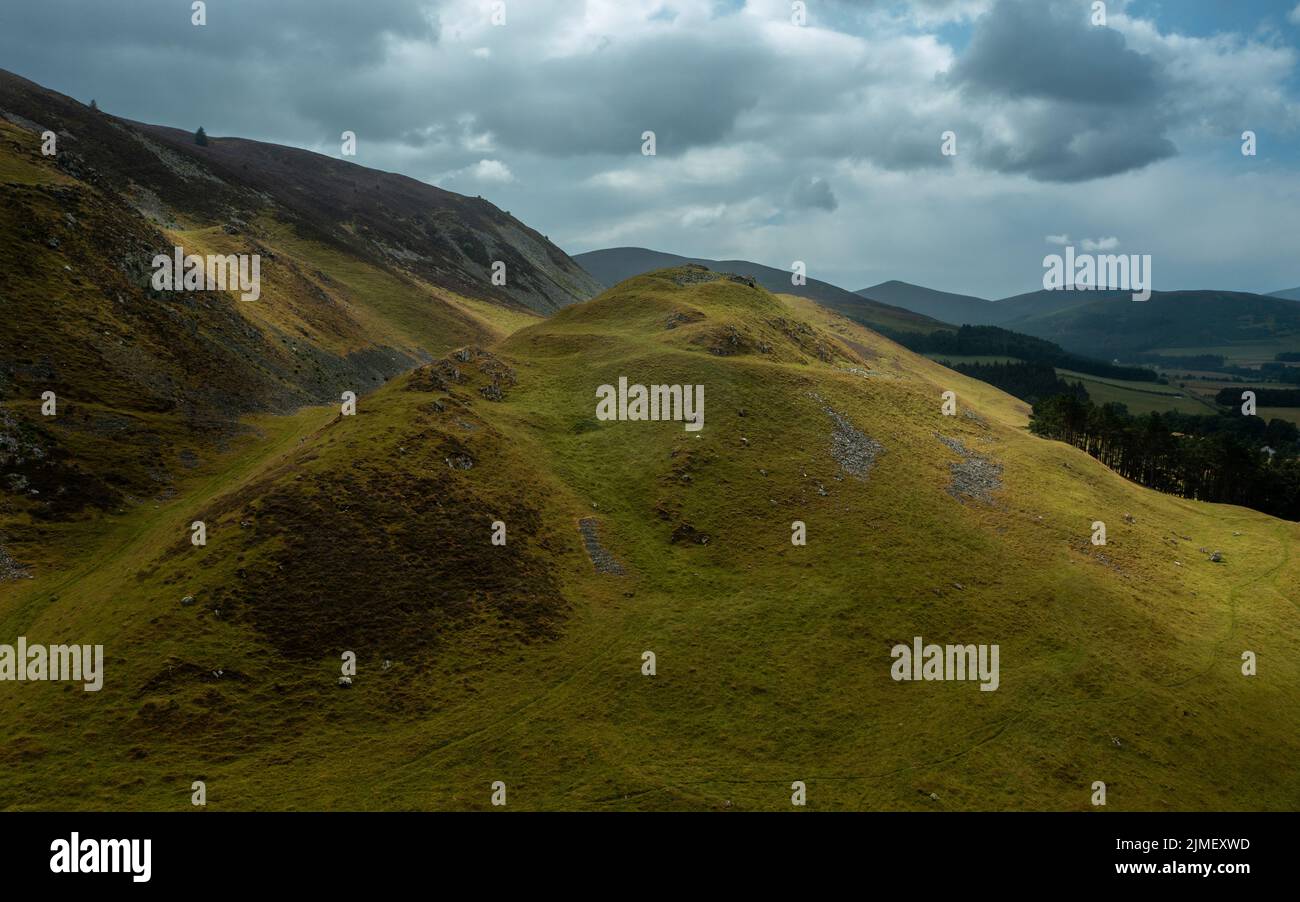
[
  {"left": 3, "top": 266, "right": 1297, "bottom": 811},
  {"left": 576, "top": 247, "right": 949, "bottom": 335}
]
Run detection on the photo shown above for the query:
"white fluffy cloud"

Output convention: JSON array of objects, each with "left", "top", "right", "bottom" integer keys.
[{"left": 467, "top": 159, "right": 514, "bottom": 183}]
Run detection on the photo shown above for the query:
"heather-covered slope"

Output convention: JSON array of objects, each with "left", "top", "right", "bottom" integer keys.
[
  {"left": 0, "top": 68, "right": 600, "bottom": 315},
  {"left": 0, "top": 69, "right": 595, "bottom": 553}
]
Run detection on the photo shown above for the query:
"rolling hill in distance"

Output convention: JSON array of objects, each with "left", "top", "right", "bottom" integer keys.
[
  {"left": 588, "top": 249, "right": 1300, "bottom": 366},
  {"left": 996, "top": 290, "right": 1300, "bottom": 361},
  {"left": 855, "top": 282, "right": 1300, "bottom": 363},
  {"left": 2, "top": 70, "right": 1298, "bottom": 814},
  {"left": 856, "top": 280, "right": 999, "bottom": 327},
  {"left": 575, "top": 246, "right": 949, "bottom": 335}
]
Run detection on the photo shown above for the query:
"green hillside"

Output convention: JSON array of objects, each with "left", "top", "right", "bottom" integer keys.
[
  {"left": 3, "top": 267, "right": 1297, "bottom": 811},
  {"left": 575, "top": 247, "right": 950, "bottom": 335}
]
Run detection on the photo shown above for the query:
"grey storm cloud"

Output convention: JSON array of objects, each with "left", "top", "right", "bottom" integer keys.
[
  {"left": 0, "top": 0, "right": 441, "bottom": 144},
  {"left": 972, "top": 104, "right": 1177, "bottom": 183},
  {"left": 469, "top": 34, "right": 770, "bottom": 156},
  {"left": 1, "top": 0, "right": 1295, "bottom": 297},
  {"left": 786, "top": 175, "right": 838, "bottom": 211},
  {"left": 0, "top": 0, "right": 1231, "bottom": 180},
  {"left": 952, "top": 0, "right": 1162, "bottom": 104},
  {"left": 948, "top": 0, "right": 1178, "bottom": 180},
  {"left": 2, "top": 0, "right": 439, "bottom": 60}
]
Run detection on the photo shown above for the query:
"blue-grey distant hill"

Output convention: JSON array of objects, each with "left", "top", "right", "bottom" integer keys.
[
  {"left": 581, "top": 249, "right": 1300, "bottom": 360},
  {"left": 855, "top": 280, "right": 999, "bottom": 326},
  {"left": 857, "top": 281, "right": 1300, "bottom": 360}
]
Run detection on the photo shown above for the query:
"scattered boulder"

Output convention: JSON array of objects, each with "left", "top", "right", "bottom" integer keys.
[
  {"left": 704, "top": 324, "right": 751, "bottom": 356},
  {"left": 180, "top": 594, "right": 197, "bottom": 607},
  {"left": 1209, "top": 551, "right": 1223, "bottom": 563},
  {"left": 672, "top": 265, "right": 719, "bottom": 287},
  {"left": 664, "top": 309, "right": 705, "bottom": 329},
  {"left": 670, "top": 523, "right": 711, "bottom": 545},
  {"left": 337, "top": 676, "right": 353, "bottom": 688},
  {"left": 445, "top": 453, "right": 474, "bottom": 470}
]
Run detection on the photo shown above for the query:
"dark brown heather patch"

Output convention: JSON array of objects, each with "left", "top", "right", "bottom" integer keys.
[{"left": 204, "top": 464, "right": 568, "bottom": 661}]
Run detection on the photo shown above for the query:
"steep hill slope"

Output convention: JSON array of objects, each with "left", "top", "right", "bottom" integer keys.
[
  {"left": 0, "top": 69, "right": 600, "bottom": 315},
  {"left": 2, "top": 266, "right": 1296, "bottom": 812},
  {"left": 0, "top": 70, "right": 596, "bottom": 567},
  {"left": 576, "top": 246, "right": 948, "bottom": 334}
]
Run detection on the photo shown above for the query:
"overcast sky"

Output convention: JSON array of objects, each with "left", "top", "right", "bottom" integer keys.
[{"left": 3, "top": 0, "right": 1299, "bottom": 298}]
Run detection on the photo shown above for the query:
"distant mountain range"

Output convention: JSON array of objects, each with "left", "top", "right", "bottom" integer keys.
[
  {"left": 855, "top": 281, "right": 1130, "bottom": 327},
  {"left": 574, "top": 247, "right": 949, "bottom": 334},
  {"left": 582, "top": 250, "right": 1300, "bottom": 363},
  {"left": 863, "top": 283, "right": 1300, "bottom": 362}
]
